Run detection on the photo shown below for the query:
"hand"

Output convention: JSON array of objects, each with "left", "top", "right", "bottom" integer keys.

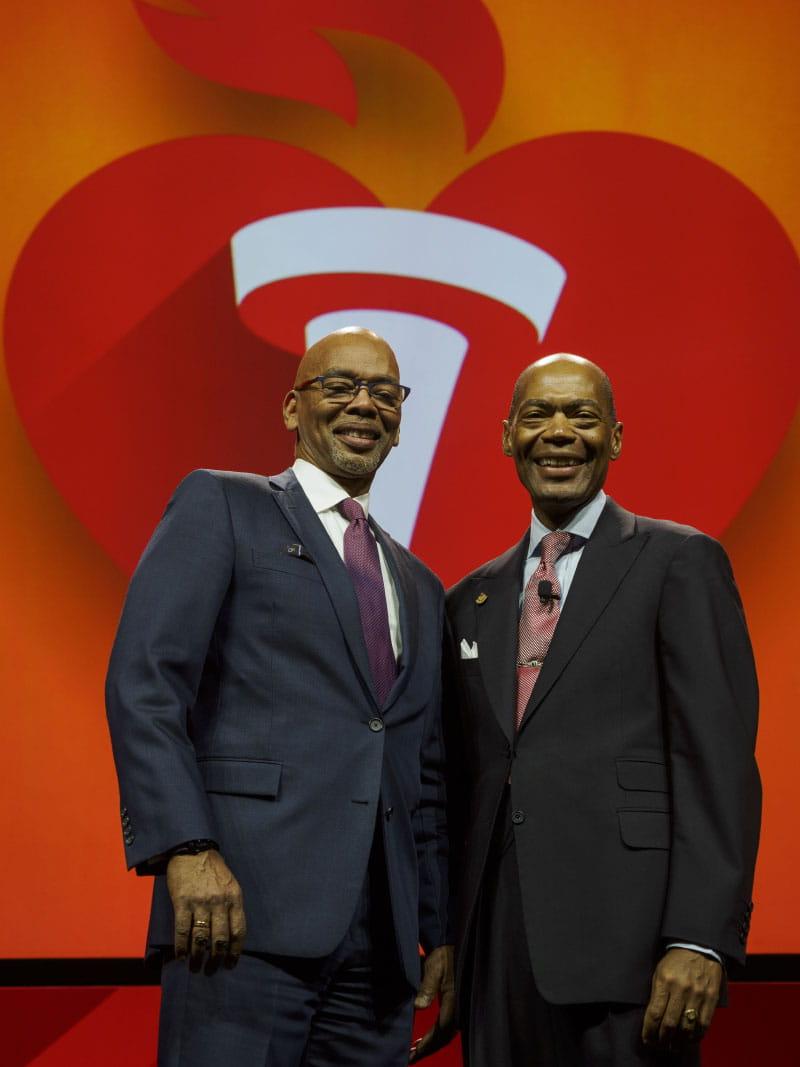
[
  {"left": 409, "top": 945, "right": 457, "bottom": 1062},
  {"left": 166, "top": 850, "right": 246, "bottom": 971},
  {"left": 642, "top": 947, "right": 722, "bottom": 1050}
]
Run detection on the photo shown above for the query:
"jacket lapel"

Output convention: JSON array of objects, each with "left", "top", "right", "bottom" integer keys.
[
  {"left": 473, "top": 533, "right": 530, "bottom": 743},
  {"left": 268, "top": 469, "right": 378, "bottom": 708},
  {"left": 518, "top": 499, "right": 645, "bottom": 731},
  {"left": 372, "top": 522, "right": 418, "bottom": 712}
]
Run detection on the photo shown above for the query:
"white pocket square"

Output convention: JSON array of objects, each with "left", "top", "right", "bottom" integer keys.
[{"left": 460, "top": 639, "right": 479, "bottom": 659}]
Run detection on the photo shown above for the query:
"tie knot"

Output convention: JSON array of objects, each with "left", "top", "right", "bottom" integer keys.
[
  {"left": 339, "top": 497, "right": 366, "bottom": 524},
  {"left": 539, "top": 530, "right": 573, "bottom": 567}
]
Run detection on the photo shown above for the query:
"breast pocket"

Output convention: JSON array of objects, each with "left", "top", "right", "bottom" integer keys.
[
  {"left": 459, "top": 659, "right": 483, "bottom": 677},
  {"left": 251, "top": 548, "right": 323, "bottom": 583}
]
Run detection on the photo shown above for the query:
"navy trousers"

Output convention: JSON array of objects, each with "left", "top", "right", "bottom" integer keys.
[{"left": 158, "top": 848, "right": 414, "bottom": 1066}]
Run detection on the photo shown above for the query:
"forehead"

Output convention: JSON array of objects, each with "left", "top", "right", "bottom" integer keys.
[
  {"left": 519, "top": 362, "right": 607, "bottom": 406},
  {"left": 307, "top": 335, "right": 399, "bottom": 379}
]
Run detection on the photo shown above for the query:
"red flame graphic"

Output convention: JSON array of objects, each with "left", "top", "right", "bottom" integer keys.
[{"left": 135, "top": 0, "right": 504, "bottom": 148}]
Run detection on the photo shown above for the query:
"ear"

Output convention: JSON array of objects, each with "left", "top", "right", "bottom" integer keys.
[
  {"left": 610, "top": 421, "right": 623, "bottom": 461},
  {"left": 392, "top": 426, "right": 400, "bottom": 448},
  {"left": 502, "top": 419, "right": 513, "bottom": 457},
  {"left": 283, "top": 390, "right": 299, "bottom": 432}
]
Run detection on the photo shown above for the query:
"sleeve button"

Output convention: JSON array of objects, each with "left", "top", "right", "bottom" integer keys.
[{"left": 511, "top": 810, "right": 526, "bottom": 825}]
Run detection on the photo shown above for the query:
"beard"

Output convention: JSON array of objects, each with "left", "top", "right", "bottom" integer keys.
[{"left": 329, "top": 437, "right": 387, "bottom": 478}]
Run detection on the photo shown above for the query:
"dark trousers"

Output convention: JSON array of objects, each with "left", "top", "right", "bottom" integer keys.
[
  {"left": 464, "top": 792, "right": 700, "bottom": 1067},
  {"left": 158, "top": 847, "right": 414, "bottom": 1067}
]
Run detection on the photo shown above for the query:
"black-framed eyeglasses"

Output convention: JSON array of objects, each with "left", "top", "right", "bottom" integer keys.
[{"left": 295, "top": 374, "right": 411, "bottom": 412}]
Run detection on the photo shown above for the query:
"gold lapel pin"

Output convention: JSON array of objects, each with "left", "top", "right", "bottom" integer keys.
[{"left": 475, "top": 592, "right": 488, "bottom": 604}]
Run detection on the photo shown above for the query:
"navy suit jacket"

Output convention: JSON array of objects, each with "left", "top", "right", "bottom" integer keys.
[
  {"left": 106, "top": 468, "right": 449, "bottom": 987},
  {"left": 446, "top": 499, "right": 761, "bottom": 1007}
]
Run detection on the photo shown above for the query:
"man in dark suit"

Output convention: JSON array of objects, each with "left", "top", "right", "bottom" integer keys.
[
  {"left": 446, "top": 354, "right": 760, "bottom": 1065},
  {"left": 106, "top": 327, "right": 455, "bottom": 1066}
]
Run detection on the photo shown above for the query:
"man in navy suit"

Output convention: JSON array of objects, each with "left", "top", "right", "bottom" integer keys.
[
  {"left": 106, "top": 327, "right": 455, "bottom": 1066},
  {"left": 446, "top": 354, "right": 760, "bottom": 1065}
]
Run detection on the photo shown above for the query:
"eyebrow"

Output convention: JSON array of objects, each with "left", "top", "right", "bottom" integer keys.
[
  {"left": 519, "top": 397, "right": 603, "bottom": 411},
  {"left": 322, "top": 367, "right": 400, "bottom": 384}
]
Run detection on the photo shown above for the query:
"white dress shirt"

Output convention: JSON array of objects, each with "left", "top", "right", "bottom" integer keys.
[
  {"left": 520, "top": 490, "right": 722, "bottom": 966},
  {"left": 292, "top": 459, "right": 402, "bottom": 660}
]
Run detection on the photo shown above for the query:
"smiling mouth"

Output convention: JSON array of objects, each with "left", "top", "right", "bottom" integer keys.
[
  {"left": 534, "top": 456, "right": 585, "bottom": 468},
  {"left": 333, "top": 425, "right": 381, "bottom": 449}
]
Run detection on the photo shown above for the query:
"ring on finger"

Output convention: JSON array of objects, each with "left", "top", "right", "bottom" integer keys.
[{"left": 682, "top": 1008, "right": 699, "bottom": 1027}]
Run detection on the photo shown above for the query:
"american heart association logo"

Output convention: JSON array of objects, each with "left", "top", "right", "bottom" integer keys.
[{"left": 4, "top": 1, "right": 800, "bottom": 584}]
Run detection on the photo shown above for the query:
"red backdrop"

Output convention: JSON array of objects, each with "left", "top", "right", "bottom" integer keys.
[{"left": 2, "top": 0, "right": 798, "bottom": 971}]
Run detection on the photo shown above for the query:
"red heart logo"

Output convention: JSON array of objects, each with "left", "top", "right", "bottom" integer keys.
[{"left": 4, "top": 130, "right": 799, "bottom": 583}]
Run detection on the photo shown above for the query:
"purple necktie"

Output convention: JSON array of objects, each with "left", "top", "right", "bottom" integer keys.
[{"left": 339, "top": 498, "right": 398, "bottom": 706}]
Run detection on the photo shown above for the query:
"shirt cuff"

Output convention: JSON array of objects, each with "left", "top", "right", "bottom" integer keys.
[{"left": 666, "top": 941, "right": 723, "bottom": 965}]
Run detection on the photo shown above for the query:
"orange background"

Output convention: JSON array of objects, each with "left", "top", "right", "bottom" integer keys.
[{"left": 2, "top": 0, "right": 799, "bottom": 956}]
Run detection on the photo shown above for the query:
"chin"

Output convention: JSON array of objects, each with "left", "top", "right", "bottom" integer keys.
[
  {"left": 531, "top": 489, "right": 590, "bottom": 517},
  {"left": 531, "top": 483, "right": 580, "bottom": 503},
  {"left": 331, "top": 446, "right": 384, "bottom": 478}
]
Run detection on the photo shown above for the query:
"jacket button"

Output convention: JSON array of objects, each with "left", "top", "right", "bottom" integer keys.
[
  {"left": 368, "top": 718, "right": 384, "bottom": 732},
  {"left": 511, "top": 809, "right": 526, "bottom": 825}
]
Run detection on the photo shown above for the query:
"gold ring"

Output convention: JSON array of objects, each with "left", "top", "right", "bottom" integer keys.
[
  {"left": 193, "top": 919, "right": 209, "bottom": 928},
  {"left": 683, "top": 1008, "right": 698, "bottom": 1024}
]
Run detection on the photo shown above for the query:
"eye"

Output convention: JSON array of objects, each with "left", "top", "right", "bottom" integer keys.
[{"left": 323, "top": 378, "right": 355, "bottom": 397}]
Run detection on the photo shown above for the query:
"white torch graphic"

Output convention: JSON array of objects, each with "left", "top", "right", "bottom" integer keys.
[{"left": 231, "top": 208, "right": 566, "bottom": 546}]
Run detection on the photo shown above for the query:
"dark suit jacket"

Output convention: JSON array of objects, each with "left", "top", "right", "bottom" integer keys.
[
  {"left": 106, "top": 468, "right": 449, "bottom": 988},
  {"left": 445, "top": 498, "right": 761, "bottom": 1007}
]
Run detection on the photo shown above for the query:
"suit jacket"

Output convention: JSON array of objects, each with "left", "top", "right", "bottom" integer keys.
[
  {"left": 445, "top": 498, "right": 761, "bottom": 1007},
  {"left": 106, "top": 468, "right": 449, "bottom": 988}
]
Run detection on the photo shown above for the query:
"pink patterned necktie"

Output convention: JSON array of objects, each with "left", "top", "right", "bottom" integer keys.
[
  {"left": 339, "top": 498, "right": 397, "bottom": 706},
  {"left": 515, "top": 530, "right": 573, "bottom": 730}
]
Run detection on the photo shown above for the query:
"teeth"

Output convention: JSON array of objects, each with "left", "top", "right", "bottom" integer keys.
[
  {"left": 340, "top": 429, "right": 376, "bottom": 440},
  {"left": 537, "top": 458, "right": 582, "bottom": 467}
]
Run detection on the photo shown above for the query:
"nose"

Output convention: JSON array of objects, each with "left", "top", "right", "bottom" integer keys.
[
  {"left": 542, "top": 412, "right": 576, "bottom": 441},
  {"left": 345, "top": 384, "right": 379, "bottom": 415}
]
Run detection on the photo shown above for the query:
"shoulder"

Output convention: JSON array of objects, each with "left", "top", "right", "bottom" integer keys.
[
  {"left": 634, "top": 512, "right": 703, "bottom": 542},
  {"left": 174, "top": 468, "right": 275, "bottom": 503},
  {"left": 164, "top": 470, "right": 281, "bottom": 532},
  {"left": 634, "top": 511, "right": 724, "bottom": 554},
  {"left": 193, "top": 468, "right": 274, "bottom": 491},
  {"left": 628, "top": 510, "right": 732, "bottom": 580}
]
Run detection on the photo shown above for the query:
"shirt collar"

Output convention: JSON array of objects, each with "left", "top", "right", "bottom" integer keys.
[
  {"left": 528, "top": 490, "right": 607, "bottom": 558},
  {"left": 292, "top": 458, "right": 371, "bottom": 518}
]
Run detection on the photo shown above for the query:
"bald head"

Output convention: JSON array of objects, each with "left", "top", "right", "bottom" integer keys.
[
  {"left": 509, "top": 354, "right": 617, "bottom": 423},
  {"left": 283, "top": 326, "right": 403, "bottom": 497},
  {"left": 294, "top": 327, "right": 399, "bottom": 386},
  {"left": 502, "top": 352, "right": 623, "bottom": 529}
]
